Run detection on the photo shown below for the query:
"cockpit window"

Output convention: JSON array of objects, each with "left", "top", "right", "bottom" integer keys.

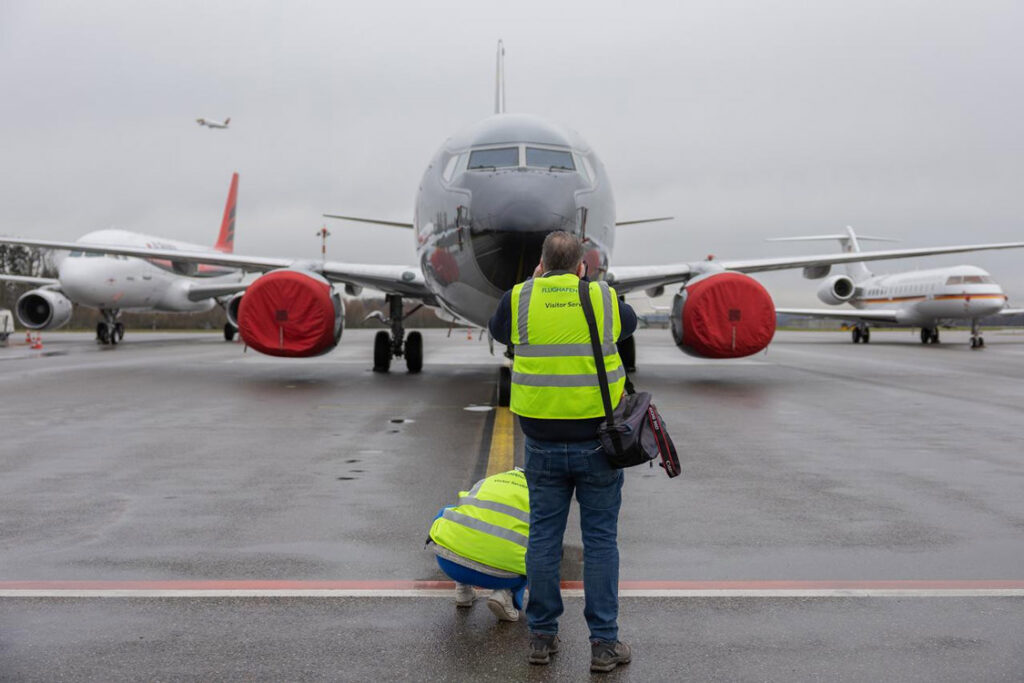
[
  {"left": 468, "top": 147, "right": 519, "bottom": 169},
  {"left": 947, "top": 275, "right": 992, "bottom": 285},
  {"left": 526, "top": 147, "right": 575, "bottom": 171},
  {"left": 68, "top": 250, "right": 83, "bottom": 257},
  {"left": 85, "top": 252, "right": 104, "bottom": 258},
  {"left": 442, "top": 155, "right": 460, "bottom": 182}
]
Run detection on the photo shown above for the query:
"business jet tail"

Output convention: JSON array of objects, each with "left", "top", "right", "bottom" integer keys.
[
  {"left": 214, "top": 173, "right": 239, "bottom": 253},
  {"left": 766, "top": 226, "right": 898, "bottom": 282}
]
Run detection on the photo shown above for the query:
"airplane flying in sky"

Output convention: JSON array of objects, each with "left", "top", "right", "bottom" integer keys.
[
  {"left": 196, "top": 117, "right": 230, "bottom": 129},
  {"left": 3, "top": 42, "right": 1023, "bottom": 380},
  {"left": 774, "top": 226, "right": 1022, "bottom": 348},
  {"left": 0, "top": 174, "right": 246, "bottom": 344}
]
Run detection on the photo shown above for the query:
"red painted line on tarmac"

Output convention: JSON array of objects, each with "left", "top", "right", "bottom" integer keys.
[{"left": 3, "top": 579, "right": 1024, "bottom": 591}]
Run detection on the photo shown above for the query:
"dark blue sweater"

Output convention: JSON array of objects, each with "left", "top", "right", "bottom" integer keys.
[{"left": 487, "top": 276, "right": 637, "bottom": 442}]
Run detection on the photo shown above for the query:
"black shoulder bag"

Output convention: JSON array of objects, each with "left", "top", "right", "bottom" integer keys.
[{"left": 578, "top": 280, "right": 681, "bottom": 478}]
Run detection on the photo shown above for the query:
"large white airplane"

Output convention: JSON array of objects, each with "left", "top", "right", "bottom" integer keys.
[
  {"left": 196, "top": 117, "right": 230, "bottom": 129},
  {"left": 774, "top": 226, "right": 1023, "bottom": 348},
  {"left": 3, "top": 43, "right": 1023, "bottom": 381},
  {"left": 0, "top": 173, "right": 247, "bottom": 344}
]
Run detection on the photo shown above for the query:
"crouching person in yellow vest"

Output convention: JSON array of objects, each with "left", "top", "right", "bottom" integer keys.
[{"left": 427, "top": 469, "right": 529, "bottom": 622}]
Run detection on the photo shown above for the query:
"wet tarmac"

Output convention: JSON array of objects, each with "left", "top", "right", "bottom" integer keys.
[{"left": 2, "top": 328, "right": 1023, "bottom": 681}]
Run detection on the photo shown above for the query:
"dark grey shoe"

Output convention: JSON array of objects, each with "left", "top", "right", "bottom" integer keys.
[
  {"left": 527, "top": 633, "right": 560, "bottom": 665},
  {"left": 590, "top": 640, "right": 631, "bottom": 673}
]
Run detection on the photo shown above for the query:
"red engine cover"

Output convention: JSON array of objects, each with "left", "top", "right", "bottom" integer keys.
[
  {"left": 237, "top": 269, "right": 342, "bottom": 357},
  {"left": 672, "top": 272, "right": 776, "bottom": 358}
]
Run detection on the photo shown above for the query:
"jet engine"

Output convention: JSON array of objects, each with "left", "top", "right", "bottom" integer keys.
[
  {"left": 236, "top": 269, "right": 344, "bottom": 357},
  {"left": 16, "top": 289, "right": 74, "bottom": 330},
  {"left": 225, "top": 292, "right": 244, "bottom": 328},
  {"left": 816, "top": 274, "right": 856, "bottom": 305},
  {"left": 670, "top": 272, "right": 776, "bottom": 358}
]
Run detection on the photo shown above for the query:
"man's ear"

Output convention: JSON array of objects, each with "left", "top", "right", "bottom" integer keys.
[{"left": 576, "top": 261, "right": 587, "bottom": 278}]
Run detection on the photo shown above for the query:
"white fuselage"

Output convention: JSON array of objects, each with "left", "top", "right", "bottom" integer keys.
[
  {"left": 852, "top": 265, "right": 1008, "bottom": 324},
  {"left": 58, "top": 229, "right": 242, "bottom": 312}
]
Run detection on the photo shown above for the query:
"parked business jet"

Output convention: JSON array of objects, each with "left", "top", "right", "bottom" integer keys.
[
  {"left": 196, "top": 117, "right": 230, "bottom": 129},
  {"left": 774, "top": 226, "right": 1022, "bottom": 348},
  {"left": 4, "top": 43, "right": 1024, "bottom": 376},
  {"left": 0, "top": 174, "right": 246, "bottom": 344}
]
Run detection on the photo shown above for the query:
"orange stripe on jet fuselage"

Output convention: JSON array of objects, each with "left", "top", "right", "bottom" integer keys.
[
  {"left": 932, "top": 294, "right": 1008, "bottom": 302},
  {"left": 860, "top": 294, "right": 1007, "bottom": 305}
]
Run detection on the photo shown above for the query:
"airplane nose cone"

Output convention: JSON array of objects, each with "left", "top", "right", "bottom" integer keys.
[
  {"left": 458, "top": 170, "right": 583, "bottom": 291},
  {"left": 463, "top": 169, "right": 580, "bottom": 234}
]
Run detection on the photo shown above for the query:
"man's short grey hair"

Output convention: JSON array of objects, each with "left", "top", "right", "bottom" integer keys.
[{"left": 541, "top": 231, "right": 584, "bottom": 272}]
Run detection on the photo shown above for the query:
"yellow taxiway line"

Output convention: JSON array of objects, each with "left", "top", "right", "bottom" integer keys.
[{"left": 485, "top": 407, "right": 515, "bottom": 476}]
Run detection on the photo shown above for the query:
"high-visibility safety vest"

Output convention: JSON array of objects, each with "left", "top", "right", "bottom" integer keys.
[
  {"left": 429, "top": 469, "right": 530, "bottom": 575},
  {"left": 509, "top": 273, "right": 625, "bottom": 419}
]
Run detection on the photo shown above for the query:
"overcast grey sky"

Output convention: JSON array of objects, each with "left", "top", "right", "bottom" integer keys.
[{"left": 1, "top": 0, "right": 1022, "bottom": 306}]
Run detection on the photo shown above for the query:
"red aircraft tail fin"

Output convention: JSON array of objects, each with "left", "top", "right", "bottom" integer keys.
[{"left": 215, "top": 172, "right": 238, "bottom": 253}]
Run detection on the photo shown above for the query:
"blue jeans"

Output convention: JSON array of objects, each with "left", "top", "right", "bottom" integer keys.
[{"left": 524, "top": 436, "right": 624, "bottom": 642}]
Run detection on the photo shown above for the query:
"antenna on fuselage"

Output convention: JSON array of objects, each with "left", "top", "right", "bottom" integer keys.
[{"left": 495, "top": 39, "right": 506, "bottom": 114}]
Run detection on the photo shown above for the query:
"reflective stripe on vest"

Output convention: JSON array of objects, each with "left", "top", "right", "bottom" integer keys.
[
  {"left": 514, "top": 342, "right": 618, "bottom": 358},
  {"left": 509, "top": 274, "right": 624, "bottom": 419},
  {"left": 441, "top": 508, "right": 527, "bottom": 547},
  {"left": 457, "top": 495, "right": 530, "bottom": 523}
]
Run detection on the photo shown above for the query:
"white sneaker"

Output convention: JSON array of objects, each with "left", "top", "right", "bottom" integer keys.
[
  {"left": 454, "top": 583, "right": 476, "bottom": 607},
  {"left": 487, "top": 588, "right": 519, "bottom": 622}
]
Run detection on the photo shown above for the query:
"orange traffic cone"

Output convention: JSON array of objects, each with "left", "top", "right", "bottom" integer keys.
[
  {"left": 25, "top": 331, "right": 32, "bottom": 344},
  {"left": 31, "top": 334, "right": 43, "bottom": 350},
  {"left": 466, "top": 327, "right": 472, "bottom": 340}
]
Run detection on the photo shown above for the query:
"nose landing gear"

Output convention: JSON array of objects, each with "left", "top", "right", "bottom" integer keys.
[
  {"left": 920, "top": 327, "right": 940, "bottom": 344},
  {"left": 371, "top": 294, "right": 424, "bottom": 373},
  {"left": 96, "top": 310, "right": 124, "bottom": 345},
  {"left": 969, "top": 319, "right": 985, "bottom": 349}
]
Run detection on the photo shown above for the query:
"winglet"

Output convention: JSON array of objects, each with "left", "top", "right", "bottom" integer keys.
[
  {"left": 495, "top": 40, "right": 506, "bottom": 114},
  {"left": 224, "top": 117, "right": 230, "bottom": 126},
  {"left": 215, "top": 173, "right": 239, "bottom": 253}
]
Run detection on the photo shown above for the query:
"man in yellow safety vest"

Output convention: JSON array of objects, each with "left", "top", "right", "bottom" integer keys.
[
  {"left": 487, "top": 231, "right": 637, "bottom": 673},
  {"left": 427, "top": 468, "right": 529, "bottom": 622}
]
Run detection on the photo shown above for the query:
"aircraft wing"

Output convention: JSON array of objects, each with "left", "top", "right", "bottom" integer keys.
[
  {"left": 0, "top": 273, "right": 60, "bottom": 287},
  {"left": 719, "top": 241, "right": 1024, "bottom": 273},
  {"left": 0, "top": 236, "right": 433, "bottom": 302},
  {"left": 607, "top": 240, "right": 1024, "bottom": 294},
  {"left": 185, "top": 282, "right": 250, "bottom": 302},
  {"left": 606, "top": 264, "right": 693, "bottom": 293},
  {"left": 775, "top": 307, "right": 902, "bottom": 324}
]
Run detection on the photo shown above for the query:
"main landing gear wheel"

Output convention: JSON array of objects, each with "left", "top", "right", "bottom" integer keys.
[
  {"left": 497, "top": 366, "right": 511, "bottom": 407},
  {"left": 920, "top": 328, "right": 939, "bottom": 344},
  {"left": 405, "top": 331, "right": 423, "bottom": 373},
  {"left": 851, "top": 327, "right": 861, "bottom": 343},
  {"left": 114, "top": 322, "right": 125, "bottom": 342},
  {"left": 373, "top": 330, "right": 392, "bottom": 373},
  {"left": 617, "top": 336, "right": 637, "bottom": 373},
  {"left": 224, "top": 323, "right": 237, "bottom": 342},
  {"left": 96, "top": 322, "right": 110, "bottom": 345}
]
